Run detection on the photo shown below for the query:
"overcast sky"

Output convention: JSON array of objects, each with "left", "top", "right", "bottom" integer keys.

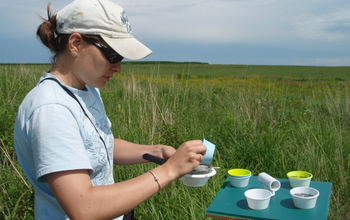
[{"left": 1, "top": 0, "right": 350, "bottom": 66}]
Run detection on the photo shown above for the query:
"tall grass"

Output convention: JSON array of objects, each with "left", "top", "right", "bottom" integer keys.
[
  {"left": 0, "top": 65, "right": 40, "bottom": 219},
  {"left": 1, "top": 63, "right": 349, "bottom": 219}
]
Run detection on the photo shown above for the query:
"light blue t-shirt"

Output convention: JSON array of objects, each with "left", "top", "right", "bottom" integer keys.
[{"left": 14, "top": 73, "right": 122, "bottom": 220}]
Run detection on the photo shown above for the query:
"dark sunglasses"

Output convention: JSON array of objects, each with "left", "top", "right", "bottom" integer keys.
[
  {"left": 92, "top": 42, "right": 124, "bottom": 63},
  {"left": 82, "top": 35, "right": 124, "bottom": 63}
]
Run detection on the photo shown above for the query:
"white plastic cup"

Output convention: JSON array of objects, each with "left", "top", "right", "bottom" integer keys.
[
  {"left": 229, "top": 175, "right": 251, "bottom": 187},
  {"left": 258, "top": 172, "right": 281, "bottom": 196},
  {"left": 202, "top": 139, "right": 215, "bottom": 164},
  {"left": 290, "top": 187, "right": 319, "bottom": 209},
  {"left": 245, "top": 189, "right": 272, "bottom": 210}
]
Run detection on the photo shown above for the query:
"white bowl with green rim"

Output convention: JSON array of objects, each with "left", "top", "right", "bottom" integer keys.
[
  {"left": 287, "top": 171, "right": 313, "bottom": 188},
  {"left": 228, "top": 169, "right": 252, "bottom": 187}
]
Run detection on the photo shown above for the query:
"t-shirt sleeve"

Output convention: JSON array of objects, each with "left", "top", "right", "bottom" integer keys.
[{"left": 27, "top": 104, "right": 93, "bottom": 182}]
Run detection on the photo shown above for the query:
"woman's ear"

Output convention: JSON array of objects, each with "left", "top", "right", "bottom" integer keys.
[{"left": 68, "top": 33, "right": 83, "bottom": 57}]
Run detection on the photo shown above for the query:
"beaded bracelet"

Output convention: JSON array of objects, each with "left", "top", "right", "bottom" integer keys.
[{"left": 148, "top": 170, "right": 161, "bottom": 192}]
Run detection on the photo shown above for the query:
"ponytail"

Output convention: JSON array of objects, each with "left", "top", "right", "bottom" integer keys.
[
  {"left": 36, "top": 3, "right": 69, "bottom": 62},
  {"left": 36, "top": 3, "right": 58, "bottom": 53}
]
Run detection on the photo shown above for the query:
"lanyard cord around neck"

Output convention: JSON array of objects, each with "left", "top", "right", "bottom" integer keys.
[{"left": 40, "top": 78, "right": 111, "bottom": 166}]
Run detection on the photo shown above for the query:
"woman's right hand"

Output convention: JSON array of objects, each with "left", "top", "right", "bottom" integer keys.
[{"left": 162, "top": 140, "right": 207, "bottom": 179}]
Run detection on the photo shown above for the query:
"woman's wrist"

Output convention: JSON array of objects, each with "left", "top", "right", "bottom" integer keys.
[{"left": 152, "top": 163, "right": 179, "bottom": 187}]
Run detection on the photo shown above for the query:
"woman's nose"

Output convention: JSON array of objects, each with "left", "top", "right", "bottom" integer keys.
[{"left": 111, "top": 61, "right": 122, "bottom": 73}]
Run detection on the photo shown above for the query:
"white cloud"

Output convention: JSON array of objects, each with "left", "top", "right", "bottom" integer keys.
[
  {"left": 4, "top": 0, "right": 348, "bottom": 45},
  {"left": 122, "top": 0, "right": 295, "bottom": 45},
  {"left": 292, "top": 4, "right": 350, "bottom": 41}
]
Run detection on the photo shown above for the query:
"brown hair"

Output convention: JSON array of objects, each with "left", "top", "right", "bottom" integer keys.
[{"left": 36, "top": 3, "right": 69, "bottom": 62}]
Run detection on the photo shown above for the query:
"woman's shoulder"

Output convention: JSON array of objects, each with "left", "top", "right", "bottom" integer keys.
[{"left": 18, "top": 74, "right": 74, "bottom": 114}]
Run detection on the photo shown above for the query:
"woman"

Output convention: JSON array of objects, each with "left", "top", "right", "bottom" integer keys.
[{"left": 14, "top": 0, "right": 206, "bottom": 219}]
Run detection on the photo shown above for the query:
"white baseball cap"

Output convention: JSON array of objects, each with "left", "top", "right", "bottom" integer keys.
[{"left": 56, "top": 0, "right": 152, "bottom": 60}]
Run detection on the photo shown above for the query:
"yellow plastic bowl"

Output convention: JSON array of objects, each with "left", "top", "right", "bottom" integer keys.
[
  {"left": 287, "top": 171, "right": 313, "bottom": 188},
  {"left": 228, "top": 169, "right": 251, "bottom": 177},
  {"left": 287, "top": 171, "right": 312, "bottom": 179}
]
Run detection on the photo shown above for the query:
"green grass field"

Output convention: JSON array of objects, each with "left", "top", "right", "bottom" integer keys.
[{"left": 1, "top": 63, "right": 349, "bottom": 219}]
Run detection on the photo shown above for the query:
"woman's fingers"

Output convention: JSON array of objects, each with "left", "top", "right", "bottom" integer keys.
[{"left": 198, "top": 154, "right": 204, "bottom": 162}]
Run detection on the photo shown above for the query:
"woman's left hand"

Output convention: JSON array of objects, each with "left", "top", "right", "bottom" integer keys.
[
  {"left": 157, "top": 145, "right": 176, "bottom": 160},
  {"left": 113, "top": 139, "right": 176, "bottom": 165}
]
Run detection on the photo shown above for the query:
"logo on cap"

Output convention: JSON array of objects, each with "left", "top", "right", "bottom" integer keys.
[
  {"left": 58, "top": 23, "right": 64, "bottom": 30},
  {"left": 120, "top": 11, "right": 132, "bottom": 34}
]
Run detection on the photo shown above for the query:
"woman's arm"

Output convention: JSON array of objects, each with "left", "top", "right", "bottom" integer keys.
[
  {"left": 46, "top": 140, "right": 206, "bottom": 220},
  {"left": 46, "top": 166, "right": 172, "bottom": 220},
  {"left": 113, "top": 139, "right": 176, "bottom": 165}
]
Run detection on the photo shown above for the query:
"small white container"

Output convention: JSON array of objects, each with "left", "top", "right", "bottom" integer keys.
[
  {"left": 229, "top": 175, "right": 251, "bottom": 187},
  {"left": 180, "top": 169, "right": 216, "bottom": 187},
  {"left": 244, "top": 189, "right": 272, "bottom": 210},
  {"left": 290, "top": 187, "right": 319, "bottom": 209}
]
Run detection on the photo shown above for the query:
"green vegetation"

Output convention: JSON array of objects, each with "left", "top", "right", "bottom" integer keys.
[{"left": 1, "top": 63, "right": 349, "bottom": 219}]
